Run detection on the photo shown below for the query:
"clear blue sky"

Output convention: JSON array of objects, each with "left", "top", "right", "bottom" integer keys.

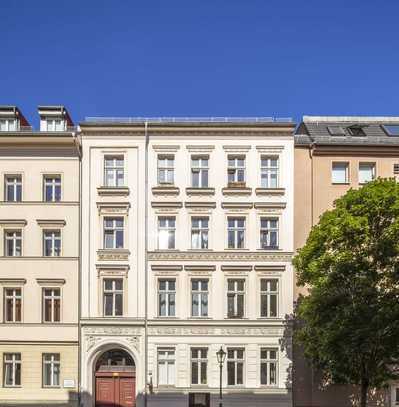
[{"left": 1, "top": 0, "right": 399, "bottom": 126}]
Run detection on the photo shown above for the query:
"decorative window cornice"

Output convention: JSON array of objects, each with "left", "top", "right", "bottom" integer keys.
[
  {"left": 152, "top": 186, "right": 180, "bottom": 197},
  {"left": 185, "top": 201, "right": 216, "bottom": 209},
  {"left": 0, "top": 219, "right": 27, "bottom": 227},
  {"left": 152, "top": 145, "right": 180, "bottom": 153},
  {"left": 151, "top": 265, "right": 183, "bottom": 272},
  {"left": 256, "top": 145, "right": 284, "bottom": 153},
  {"left": 184, "top": 265, "right": 216, "bottom": 272},
  {"left": 186, "top": 145, "right": 215, "bottom": 153},
  {"left": 97, "top": 186, "right": 130, "bottom": 197},
  {"left": 254, "top": 202, "right": 286, "bottom": 210},
  {"left": 97, "top": 202, "right": 130, "bottom": 215},
  {"left": 221, "top": 265, "right": 253, "bottom": 272},
  {"left": 221, "top": 202, "right": 253, "bottom": 210},
  {"left": 36, "top": 219, "right": 66, "bottom": 227},
  {"left": 0, "top": 278, "right": 26, "bottom": 285},
  {"left": 151, "top": 202, "right": 183, "bottom": 209},
  {"left": 36, "top": 278, "right": 65, "bottom": 286},
  {"left": 254, "top": 265, "right": 285, "bottom": 273},
  {"left": 223, "top": 145, "right": 251, "bottom": 153}
]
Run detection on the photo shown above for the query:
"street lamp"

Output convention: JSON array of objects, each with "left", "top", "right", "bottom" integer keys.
[{"left": 216, "top": 346, "right": 226, "bottom": 407}]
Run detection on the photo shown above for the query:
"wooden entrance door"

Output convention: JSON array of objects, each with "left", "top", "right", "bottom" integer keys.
[{"left": 95, "top": 371, "right": 136, "bottom": 407}]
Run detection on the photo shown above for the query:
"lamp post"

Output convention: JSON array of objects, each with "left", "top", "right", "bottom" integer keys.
[{"left": 216, "top": 346, "right": 226, "bottom": 407}]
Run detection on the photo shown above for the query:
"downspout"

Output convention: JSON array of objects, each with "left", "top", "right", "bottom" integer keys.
[{"left": 144, "top": 121, "right": 149, "bottom": 407}]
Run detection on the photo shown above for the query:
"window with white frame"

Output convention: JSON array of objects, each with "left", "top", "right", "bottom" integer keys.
[
  {"left": 158, "top": 155, "right": 174, "bottom": 184},
  {"left": 260, "top": 218, "right": 279, "bottom": 249},
  {"left": 191, "top": 279, "right": 208, "bottom": 317},
  {"left": 0, "top": 119, "right": 17, "bottom": 132},
  {"left": 260, "top": 348, "right": 278, "bottom": 386},
  {"left": 43, "top": 176, "right": 61, "bottom": 202},
  {"left": 103, "top": 279, "right": 123, "bottom": 316},
  {"left": 5, "top": 230, "right": 22, "bottom": 256},
  {"left": 4, "top": 288, "right": 22, "bottom": 322},
  {"left": 158, "top": 217, "right": 175, "bottom": 250},
  {"left": 158, "top": 348, "right": 175, "bottom": 386},
  {"left": 332, "top": 162, "right": 349, "bottom": 184},
  {"left": 43, "top": 288, "right": 61, "bottom": 322},
  {"left": 227, "top": 279, "right": 245, "bottom": 318},
  {"left": 191, "top": 217, "right": 209, "bottom": 249},
  {"left": 260, "top": 279, "right": 278, "bottom": 317},
  {"left": 3, "top": 353, "right": 21, "bottom": 387},
  {"left": 43, "top": 230, "right": 61, "bottom": 256},
  {"left": 104, "top": 156, "right": 124, "bottom": 187},
  {"left": 5, "top": 175, "right": 22, "bottom": 202},
  {"left": 227, "top": 156, "right": 245, "bottom": 185},
  {"left": 158, "top": 279, "right": 176, "bottom": 317},
  {"left": 227, "top": 348, "right": 244, "bottom": 386},
  {"left": 191, "top": 156, "right": 209, "bottom": 188},
  {"left": 191, "top": 348, "right": 208, "bottom": 385},
  {"left": 43, "top": 353, "right": 60, "bottom": 387},
  {"left": 104, "top": 217, "right": 124, "bottom": 249},
  {"left": 227, "top": 218, "right": 245, "bottom": 249},
  {"left": 359, "top": 163, "right": 376, "bottom": 184},
  {"left": 45, "top": 118, "right": 65, "bottom": 132},
  {"left": 261, "top": 156, "right": 279, "bottom": 188}
]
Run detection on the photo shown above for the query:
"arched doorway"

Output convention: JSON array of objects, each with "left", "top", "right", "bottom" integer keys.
[{"left": 95, "top": 349, "right": 136, "bottom": 407}]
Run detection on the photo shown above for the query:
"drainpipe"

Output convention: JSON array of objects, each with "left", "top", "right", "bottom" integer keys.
[
  {"left": 309, "top": 142, "right": 315, "bottom": 227},
  {"left": 144, "top": 121, "right": 149, "bottom": 407}
]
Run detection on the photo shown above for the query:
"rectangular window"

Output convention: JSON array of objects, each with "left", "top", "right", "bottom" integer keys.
[
  {"left": 191, "top": 279, "right": 208, "bottom": 317},
  {"left": 5, "top": 175, "right": 22, "bottom": 202},
  {"left": 0, "top": 119, "right": 17, "bottom": 132},
  {"left": 260, "top": 348, "right": 278, "bottom": 386},
  {"left": 261, "top": 156, "right": 279, "bottom": 188},
  {"left": 227, "top": 348, "right": 244, "bottom": 386},
  {"left": 103, "top": 279, "right": 123, "bottom": 316},
  {"left": 5, "top": 230, "right": 22, "bottom": 256},
  {"left": 158, "top": 217, "right": 175, "bottom": 250},
  {"left": 260, "top": 279, "right": 278, "bottom": 317},
  {"left": 3, "top": 353, "right": 21, "bottom": 387},
  {"left": 396, "top": 387, "right": 399, "bottom": 404},
  {"left": 158, "top": 279, "right": 176, "bottom": 317},
  {"left": 260, "top": 218, "right": 279, "bottom": 249},
  {"left": 46, "top": 119, "right": 64, "bottom": 132},
  {"left": 188, "top": 393, "right": 210, "bottom": 407},
  {"left": 227, "top": 156, "right": 245, "bottom": 185},
  {"left": 158, "top": 156, "right": 174, "bottom": 185},
  {"left": 227, "top": 218, "right": 245, "bottom": 249},
  {"left": 191, "top": 348, "right": 208, "bottom": 385},
  {"left": 43, "top": 230, "right": 61, "bottom": 256},
  {"left": 227, "top": 279, "right": 245, "bottom": 318},
  {"left": 43, "top": 288, "right": 61, "bottom": 322},
  {"left": 359, "top": 163, "right": 376, "bottom": 184},
  {"left": 158, "top": 348, "right": 175, "bottom": 386},
  {"left": 191, "top": 156, "right": 209, "bottom": 188},
  {"left": 4, "top": 288, "right": 22, "bottom": 322},
  {"left": 104, "top": 217, "right": 124, "bottom": 249},
  {"left": 332, "top": 162, "right": 349, "bottom": 184},
  {"left": 43, "top": 353, "right": 60, "bottom": 387},
  {"left": 104, "top": 156, "right": 124, "bottom": 187},
  {"left": 43, "top": 176, "right": 61, "bottom": 202},
  {"left": 191, "top": 217, "right": 209, "bottom": 249}
]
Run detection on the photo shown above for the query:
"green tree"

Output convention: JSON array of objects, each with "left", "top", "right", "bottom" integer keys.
[{"left": 294, "top": 179, "right": 399, "bottom": 407}]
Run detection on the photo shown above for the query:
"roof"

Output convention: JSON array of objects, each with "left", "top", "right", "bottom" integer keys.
[
  {"left": 38, "top": 105, "right": 74, "bottom": 126},
  {"left": 295, "top": 116, "right": 399, "bottom": 146},
  {"left": 0, "top": 106, "right": 30, "bottom": 126}
]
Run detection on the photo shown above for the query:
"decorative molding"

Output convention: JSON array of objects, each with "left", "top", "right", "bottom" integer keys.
[
  {"left": 151, "top": 201, "right": 183, "bottom": 209},
  {"left": 221, "top": 202, "right": 253, "bottom": 209},
  {"left": 97, "top": 186, "right": 130, "bottom": 197},
  {"left": 254, "top": 202, "right": 286, "bottom": 210},
  {"left": 0, "top": 278, "right": 26, "bottom": 285},
  {"left": 255, "top": 188, "right": 285, "bottom": 196},
  {"left": 256, "top": 145, "right": 284, "bottom": 153},
  {"left": 185, "top": 187, "right": 215, "bottom": 197},
  {"left": 254, "top": 265, "right": 286, "bottom": 272},
  {"left": 223, "top": 145, "right": 251, "bottom": 153},
  {"left": 222, "top": 187, "right": 252, "bottom": 196},
  {"left": 96, "top": 264, "right": 130, "bottom": 277},
  {"left": 36, "top": 219, "right": 66, "bottom": 227},
  {"left": 151, "top": 265, "right": 183, "bottom": 272},
  {"left": 185, "top": 201, "right": 216, "bottom": 209},
  {"left": 221, "top": 265, "right": 253, "bottom": 272},
  {"left": 185, "top": 145, "right": 215, "bottom": 152},
  {"left": 184, "top": 265, "right": 216, "bottom": 272},
  {"left": 152, "top": 186, "right": 180, "bottom": 197},
  {"left": 148, "top": 326, "right": 284, "bottom": 337},
  {"left": 97, "top": 249, "right": 130, "bottom": 261},
  {"left": 0, "top": 219, "right": 27, "bottom": 227},
  {"left": 95, "top": 264, "right": 130, "bottom": 271},
  {"left": 36, "top": 278, "right": 65, "bottom": 286},
  {"left": 152, "top": 145, "right": 180, "bottom": 153},
  {"left": 97, "top": 202, "right": 130, "bottom": 215}
]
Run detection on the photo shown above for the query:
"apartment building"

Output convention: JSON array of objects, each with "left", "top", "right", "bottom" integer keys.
[
  {"left": 0, "top": 106, "right": 80, "bottom": 406},
  {"left": 294, "top": 116, "right": 399, "bottom": 407},
  {"left": 79, "top": 117, "right": 295, "bottom": 407}
]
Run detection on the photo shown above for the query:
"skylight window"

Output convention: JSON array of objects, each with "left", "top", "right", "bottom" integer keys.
[
  {"left": 347, "top": 125, "right": 366, "bottom": 137},
  {"left": 383, "top": 125, "right": 399, "bottom": 136},
  {"left": 327, "top": 126, "right": 345, "bottom": 136}
]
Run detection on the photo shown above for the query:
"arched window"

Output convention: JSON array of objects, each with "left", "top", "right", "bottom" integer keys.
[{"left": 96, "top": 349, "right": 134, "bottom": 372}]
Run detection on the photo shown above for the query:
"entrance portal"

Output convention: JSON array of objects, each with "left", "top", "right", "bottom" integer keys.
[{"left": 95, "top": 349, "right": 136, "bottom": 407}]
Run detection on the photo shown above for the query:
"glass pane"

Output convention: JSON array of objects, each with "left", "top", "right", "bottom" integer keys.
[
  {"left": 191, "top": 280, "right": 199, "bottom": 291},
  {"left": 44, "top": 299, "right": 51, "bottom": 321},
  {"left": 192, "top": 171, "right": 199, "bottom": 187},
  {"left": 332, "top": 163, "right": 348, "bottom": 183},
  {"left": 5, "top": 299, "right": 12, "bottom": 321},
  {"left": 270, "top": 362, "right": 276, "bottom": 385},
  {"left": 200, "top": 361, "right": 207, "bottom": 384},
  {"left": 237, "top": 280, "right": 244, "bottom": 291},
  {"left": 261, "top": 295, "right": 268, "bottom": 317},
  {"left": 270, "top": 231, "right": 278, "bottom": 247},
  {"left": 115, "top": 230, "right": 124, "bottom": 248},
  {"left": 104, "top": 280, "right": 113, "bottom": 290},
  {"left": 227, "top": 361, "right": 235, "bottom": 385},
  {"left": 104, "top": 294, "right": 113, "bottom": 316},
  {"left": 237, "top": 362, "right": 243, "bottom": 384},
  {"left": 115, "top": 280, "right": 123, "bottom": 290},
  {"left": 237, "top": 169, "right": 245, "bottom": 182},
  {"left": 15, "top": 363, "right": 21, "bottom": 385},
  {"left": 45, "top": 239, "right": 52, "bottom": 256},
  {"left": 260, "top": 362, "right": 267, "bottom": 385},
  {"left": 228, "top": 231, "right": 235, "bottom": 248},
  {"left": 168, "top": 280, "right": 175, "bottom": 291},
  {"left": 159, "top": 293, "right": 166, "bottom": 316},
  {"left": 169, "top": 294, "right": 175, "bottom": 316},
  {"left": 104, "top": 232, "right": 114, "bottom": 249},
  {"left": 192, "top": 293, "right": 199, "bottom": 316},
  {"left": 270, "top": 172, "right": 278, "bottom": 188},
  {"left": 45, "top": 364, "right": 51, "bottom": 385},
  {"left": 270, "top": 295, "right": 277, "bottom": 317},
  {"left": 54, "top": 299, "right": 60, "bottom": 321},
  {"left": 168, "top": 231, "right": 175, "bottom": 249},
  {"left": 116, "top": 170, "right": 124, "bottom": 186},
  {"left": 270, "top": 280, "right": 278, "bottom": 291},
  {"left": 191, "top": 361, "right": 198, "bottom": 384},
  {"left": 53, "top": 363, "right": 60, "bottom": 385},
  {"left": 192, "top": 231, "right": 200, "bottom": 249},
  {"left": 237, "top": 295, "right": 244, "bottom": 317},
  {"left": 227, "top": 295, "right": 235, "bottom": 317},
  {"left": 201, "top": 294, "right": 208, "bottom": 316},
  {"left": 54, "top": 185, "right": 61, "bottom": 201},
  {"left": 115, "top": 293, "right": 123, "bottom": 315},
  {"left": 201, "top": 170, "right": 208, "bottom": 187},
  {"left": 159, "top": 280, "right": 166, "bottom": 290},
  {"left": 5, "top": 364, "right": 13, "bottom": 385},
  {"left": 15, "top": 299, "right": 21, "bottom": 321},
  {"left": 270, "top": 350, "right": 277, "bottom": 359}
]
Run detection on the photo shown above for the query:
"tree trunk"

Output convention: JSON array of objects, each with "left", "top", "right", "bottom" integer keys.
[{"left": 360, "top": 380, "right": 368, "bottom": 407}]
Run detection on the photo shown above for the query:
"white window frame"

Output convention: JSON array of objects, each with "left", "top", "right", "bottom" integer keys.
[
  {"left": 157, "top": 348, "right": 175, "bottom": 386},
  {"left": 227, "top": 217, "right": 245, "bottom": 249},
  {"left": 5, "top": 175, "right": 22, "bottom": 202},
  {"left": 43, "top": 175, "right": 61, "bottom": 202},
  {"left": 227, "top": 348, "right": 244, "bottom": 386},
  {"left": 157, "top": 155, "right": 175, "bottom": 185},
  {"left": 260, "top": 348, "right": 278, "bottom": 386},
  {"left": 260, "top": 156, "right": 279, "bottom": 188},
  {"left": 260, "top": 279, "right": 279, "bottom": 318},
  {"left": 103, "top": 278, "right": 123, "bottom": 317},
  {"left": 191, "top": 217, "right": 209, "bottom": 250},
  {"left": 4, "top": 230, "right": 22, "bottom": 257},
  {"left": 42, "top": 287, "right": 61, "bottom": 323},
  {"left": 4, "top": 287, "right": 22, "bottom": 322},
  {"left": 332, "top": 162, "right": 349, "bottom": 184},
  {"left": 191, "top": 347, "right": 208, "bottom": 385},
  {"left": 158, "top": 279, "right": 176, "bottom": 317},
  {"left": 45, "top": 118, "right": 65, "bottom": 132},
  {"left": 0, "top": 119, "right": 18, "bottom": 132},
  {"left": 359, "top": 162, "right": 376, "bottom": 184},
  {"left": 158, "top": 217, "right": 176, "bottom": 250},
  {"left": 42, "top": 353, "right": 60, "bottom": 387},
  {"left": 104, "top": 155, "right": 124, "bottom": 187},
  {"left": 191, "top": 156, "right": 209, "bottom": 188},
  {"left": 260, "top": 218, "right": 279, "bottom": 249},
  {"left": 227, "top": 156, "right": 246, "bottom": 184},
  {"left": 103, "top": 217, "right": 124, "bottom": 249},
  {"left": 191, "top": 279, "right": 209, "bottom": 317},
  {"left": 227, "top": 279, "right": 245, "bottom": 318},
  {"left": 43, "top": 230, "right": 61, "bottom": 257},
  {"left": 3, "top": 353, "right": 21, "bottom": 387}
]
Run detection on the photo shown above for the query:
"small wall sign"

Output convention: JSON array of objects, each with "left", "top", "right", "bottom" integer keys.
[{"left": 63, "top": 379, "right": 75, "bottom": 388}]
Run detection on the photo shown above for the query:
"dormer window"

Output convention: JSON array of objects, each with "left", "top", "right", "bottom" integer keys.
[
  {"left": 0, "top": 119, "right": 18, "bottom": 132},
  {"left": 347, "top": 125, "right": 366, "bottom": 137},
  {"left": 45, "top": 118, "right": 65, "bottom": 132}
]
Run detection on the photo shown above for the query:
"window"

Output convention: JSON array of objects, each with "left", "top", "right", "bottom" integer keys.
[
  {"left": 227, "top": 218, "right": 245, "bottom": 249},
  {"left": 158, "top": 156, "right": 174, "bottom": 184},
  {"left": 191, "top": 217, "right": 209, "bottom": 249},
  {"left": 260, "top": 349, "right": 278, "bottom": 386},
  {"left": 3, "top": 353, "right": 21, "bottom": 387},
  {"left": 43, "top": 288, "right": 61, "bottom": 322},
  {"left": 359, "top": 163, "right": 375, "bottom": 184},
  {"left": 227, "top": 279, "right": 245, "bottom": 318},
  {"left": 191, "top": 348, "right": 208, "bottom": 385},
  {"left": 227, "top": 156, "right": 245, "bottom": 185},
  {"left": 188, "top": 393, "right": 210, "bottom": 407},
  {"left": 191, "top": 279, "right": 208, "bottom": 317},
  {"left": 158, "top": 348, "right": 175, "bottom": 386},
  {"left": 383, "top": 125, "right": 399, "bottom": 136},
  {"left": 260, "top": 279, "right": 278, "bottom": 317},
  {"left": 191, "top": 157, "right": 209, "bottom": 188},
  {"left": 5, "top": 175, "right": 22, "bottom": 202},
  {"left": 0, "top": 119, "right": 17, "bottom": 132},
  {"left": 44, "top": 176, "right": 61, "bottom": 202},
  {"left": 104, "top": 217, "right": 124, "bottom": 249},
  {"left": 260, "top": 218, "right": 279, "bottom": 249},
  {"left": 227, "top": 348, "right": 244, "bottom": 386},
  {"left": 158, "top": 279, "right": 176, "bottom": 317},
  {"left": 5, "top": 230, "right": 22, "bottom": 256},
  {"left": 4, "top": 288, "right": 22, "bottom": 322},
  {"left": 158, "top": 217, "right": 175, "bottom": 250},
  {"left": 43, "top": 353, "right": 60, "bottom": 387},
  {"left": 103, "top": 279, "right": 123, "bottom": 316},
  {"left": 45, "top": 119, "right": 65, "bottom": 132},
  {"left": 332, "top": 162, "right": 349, "bottom": 184},
  {"left": 43, "top": 230, "right": 61, "bottom": 256},
  {"left": 347, "top": 125, "right": 366, "bottom": 137},
  {"left": 261, "top": 156, "right": 279, "bottom": 188},
  {"left": 327, "top": 126, "right": 345, "bottom": 137},
  {"left": 104, "top": 156, "right": 124, "bottom": 187}
]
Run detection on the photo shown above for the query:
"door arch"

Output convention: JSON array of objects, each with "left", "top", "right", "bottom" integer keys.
[{"left": 95, "top": 349, "right": 136, "bottom": 407}]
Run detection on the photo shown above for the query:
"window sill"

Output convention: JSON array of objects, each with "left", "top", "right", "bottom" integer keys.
[
  {"left": 257, "top": 248, "right": 281, "bottom": 251},
  {"left": 255, "top": 188, "right": 285, "bottom": 196},
  {"left": 187, "top": 249, "right": 213, "bottom": 252},
  {"left": 222, "top": 187, "right": 252, "bottom": 196},
  {"left": 224, "top": 248, "right": 249, "bottom": 251},
  {"left": 188, "top": 317, "right": 212, "bottom": 320},
  {"left": 331, "top": 182, "right": 350, "bottom": 185},
  {"left": 224, "top": 317, "right": 249, "bottom": 320},
  {"left": 152, "top": 186, "right": 180, "bottom": 196},
  {"left": 43, "top": 386, "right": 61, "bottom": 389},
  {"left": 186, "top": 187, "right": 215, "bottom": 196},
  {"left": 97, "top": 186, "right": 130, "bottom": 196}
]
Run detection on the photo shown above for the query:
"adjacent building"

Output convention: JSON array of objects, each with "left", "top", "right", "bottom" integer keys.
[{"left": 0, "top": 106, "right": 80, "bottom": 406}]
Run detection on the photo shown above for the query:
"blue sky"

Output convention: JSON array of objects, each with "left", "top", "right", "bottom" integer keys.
[{"left": 1, "top": 0, "right": 399, "bottom": 126}]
